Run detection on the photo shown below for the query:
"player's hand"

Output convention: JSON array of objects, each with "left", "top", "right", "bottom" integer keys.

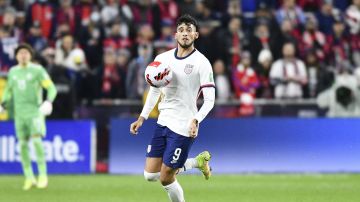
[
  {"left": 39, "top": 100, "right": 53, "bottom": 116},
  {"left": 189, "top": 119, "right": 199, "bottom": 138},
  {"left": 130, "top": 116, "right": 145, "bottom": 135}
]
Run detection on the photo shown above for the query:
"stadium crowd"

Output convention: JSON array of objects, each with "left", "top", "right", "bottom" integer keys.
[{"left": 0, "top": 0, "right": 360, "bottom": 116}]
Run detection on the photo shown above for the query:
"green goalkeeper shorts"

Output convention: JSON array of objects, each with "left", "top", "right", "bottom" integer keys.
[{"left": 14, "top": 115, "right": 46, "bottom": 138}]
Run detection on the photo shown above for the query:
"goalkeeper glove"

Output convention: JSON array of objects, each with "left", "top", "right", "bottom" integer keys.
[{"left": 39, "top": 100, "right": 53, "bottom": 116}]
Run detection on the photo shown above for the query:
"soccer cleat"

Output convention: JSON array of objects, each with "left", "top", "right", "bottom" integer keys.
[
  {"left": 36, "top": 176, "right": 48, "bottom": 189},
  {"left": 23, "top": 178, "right": 37, "bottom": 191},
  {"left": 196, "top": 151, "right": 212, "bottom": 180}
]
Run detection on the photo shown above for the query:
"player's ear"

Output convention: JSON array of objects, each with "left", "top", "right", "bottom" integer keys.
[{"left": 194, "top": 32, "right": 199, "bottom": 39}]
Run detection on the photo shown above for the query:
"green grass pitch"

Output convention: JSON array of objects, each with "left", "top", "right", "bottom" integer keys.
[{"left": 0, "top": 174, "right": 359, "bottom": 202}]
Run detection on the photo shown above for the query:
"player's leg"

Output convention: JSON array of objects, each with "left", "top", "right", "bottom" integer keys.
[
  {"left": 177, "top": 151, "right": 212, "bottom": 180},
  {"left": 144, "top": 124, "right": 167, "bottom": 182},
  {"left": 15, "top": 118, "right": 36, "bottom": 190},
  {"left": 30, "top": 116, "right": 48, "bottom": 188},
  {"left": 144, "top": 157, "right": 162, "bottom": 181},
  {"left": 160, "top": 164, "right": 184, "bottom": 202},
  {"left": 161, "top": 128, "right": 194, "bottom": 202}
]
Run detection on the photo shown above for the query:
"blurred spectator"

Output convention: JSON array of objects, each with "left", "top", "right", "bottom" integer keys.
[
  {"left": 74, "top": 0, "right": 98, "bottom": 29},
  {"left": 178, "top": 0, "right": 197, "bottom": 17},
  {"left": 270, "top": 42, "right": 307, "bottom": 98},
  {"left": 2, "top": 7, "right": 22, "bottom": 40},
  {"left": 346, "top": 0, "right": 360, "bottom": 67},
  {"left": 103, "top": 20, "right": 132, "bottom": 51},
  {"left": 304, "top": 49, "right": 334, "bottom": 98},
  {"left": 195, "top": 0, "right": 221, "bottom": 23},
  {"left": 152, "top": 0, "right": 178, "bottom": 37},
  {"left": 217, "top": 17, "right": 249, "bottom": 68},
  {"left": 301, "top": 14, "right": 326, "bottom": 61},
  {"left": 255, "top": 2, "right": 280, "bottom": 37},
  {"left": 324, "top": 19, "right": 351, "bottom": 68},
  {"left": 55, "top": 34, "right": 87, "bottom": 72},
  {"left": 78, "top": 10, "right": 105, "bottom": 68},
  {"left": 154, "top": 19, "right": 176, "bottom": 50},
  {"left": 134, "top": 23, "right": 155, "bottom": 58},
  {"left": 25, "top": 0, "right": 55, "bottom": 39},
  {"left": 26, "top": 22, "right": 48, "bottom": 53},
  {"left": 117, "top": 0, "right": 133, "bottom": 24},
  {"left": 316, "top": 2, "right": 340, "bottom": 35},
  {"left": 101, "top": 0, "right": 119, "bottom": 25},
  {"left": 196, "top": 20, "right": 219, "bottom": 64},
  {"left": 222, "top": 0, "right": 242, "bottom": 26},
  {"left": 136, "top": 23, "right": 155, "bottom": 45},
  {"left": 41, "top": 46, "right": 56, "bottom": 71},
  {"left": 255, "top": 49, "right": 273, "bottom": 98},
  {"left": 42, "top": 47, "right": 75, "bottom": 119},
  {"left": 345, "top": 0, "right": 360, "bottom": 35},
  {"left": 232, "top": 51, "right": 259, "bottom": 116},
  {"left": 56, "top": 0, "right": 76, "bottom": 35},
  {"left": 276, "top": 0, "right": 306, "bottom": 31},
  {"left": 0, "top": 0, "right": 9, "bottom": 23},
  {"left": 130, "top": 0, "right": 156, "bottom": 25},
  {"left": 249, "top": 23, "right": 279, "bottom": 65},
  {"left": 100, "top": 48, "right": 126, "bottom": 98},
  {"left": 317, "top": 72, "right": 360, "bottom": 117},
  {"left": 0, "top": 25, "right": 19, "bottom": 70},
  {"left": 213, "top": 59, "right": 232, "bottom": 102},
  {"left": 116, "top": 48, "right": 131, "bottom": 72},
  {"left": 54, "top": 22, "right": 72, "bottom": 42},
  {"left": 156, "top": 0, "right": 179, "bottom": 24},
  {"left": 126, "top": 43, "right": 153, "bottom": 99},
  {"left": 279, "top": 19, "right": 302, "bottom": 55}
]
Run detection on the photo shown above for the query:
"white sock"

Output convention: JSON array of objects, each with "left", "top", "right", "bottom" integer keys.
[
  {"left": 163, "top": 180, "right": 185, "bottom": 202},
  {"left": 177, "top": 158, "right": 198, "bottom": 173},
  {"left": 144, "top": 171, "right": 160, "bottom": 182}
]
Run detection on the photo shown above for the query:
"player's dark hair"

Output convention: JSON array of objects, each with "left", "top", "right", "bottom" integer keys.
[
  {"left": 176, "top": 14, "right": 199, "bottom": 32},
  {"left": 15, "top": 43, "right": 34, "bottom": 58}
]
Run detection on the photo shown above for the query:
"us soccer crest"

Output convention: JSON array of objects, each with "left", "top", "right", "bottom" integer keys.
[{"left": 184, "top": 64, "right": 193, "bottom": 74}]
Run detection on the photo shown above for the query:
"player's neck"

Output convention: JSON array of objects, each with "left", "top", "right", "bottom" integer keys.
[
  {"left": 18, "top": 62, "right": 29, "bottom": 67},
  {"left": 176, "top": 46, "right": 195, "bottom": 58}
]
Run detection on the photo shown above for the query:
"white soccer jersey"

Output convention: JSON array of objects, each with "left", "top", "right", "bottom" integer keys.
[{"left": 140, "top": 48, "right": 215, "bottom": 137}]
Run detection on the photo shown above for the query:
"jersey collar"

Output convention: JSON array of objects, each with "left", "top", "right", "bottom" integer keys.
[{"left": 174, "top": 48, "right": 196, "bottom": 60}]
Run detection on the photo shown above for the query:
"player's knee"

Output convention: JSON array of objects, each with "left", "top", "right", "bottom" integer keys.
[
  {"left": 31, "top": 137, "right": 42, "bottom": 145},
  {"left": 144, "top": 171, "right": 160, "bottom": 182},
  {"left": 159, "top": 173, "right": 176, "bottom": 186},
  {"left": 18, "top": 139, "right": 28, "bottom": 149}
]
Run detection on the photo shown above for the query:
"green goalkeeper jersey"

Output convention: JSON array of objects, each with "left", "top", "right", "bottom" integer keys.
[{"left": 1, "top": 62, "right": 57, "bottom": 118}]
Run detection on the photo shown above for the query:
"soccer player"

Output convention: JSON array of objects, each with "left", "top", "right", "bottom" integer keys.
[
  {"left": 130, "top": 14, "right": 215, "bottom": 202},
  {"left": 0, "top": 43, "right": 57, "bottom": 190}
]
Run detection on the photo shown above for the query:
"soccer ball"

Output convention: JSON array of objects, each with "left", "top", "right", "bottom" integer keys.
[{"left": 144, "top": 61, "right": 172, "bottom": 88}]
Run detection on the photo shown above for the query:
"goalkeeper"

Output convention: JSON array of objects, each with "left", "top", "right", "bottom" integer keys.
[{"left": 0, "top": 43, "right": 57, "bottom": 190}]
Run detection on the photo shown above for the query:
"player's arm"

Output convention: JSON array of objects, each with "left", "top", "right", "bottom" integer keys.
[
  {"left": 39, "top": 67, "right": 57, "bottom": 115},
  {"left": 194, "top": 87, "right": 215, "bottom": 123},
  {"left": 40, "top": 71, "right": 57, "bottom": 102},
  {"left": 189, "top": 87, "right": 215, "bottom": 137},
  {"left": 130, "top": 86, "right": 161, "bottom": 135},
  {"left": 189, "top": 59, "right": 216, "bottom": 137}
]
